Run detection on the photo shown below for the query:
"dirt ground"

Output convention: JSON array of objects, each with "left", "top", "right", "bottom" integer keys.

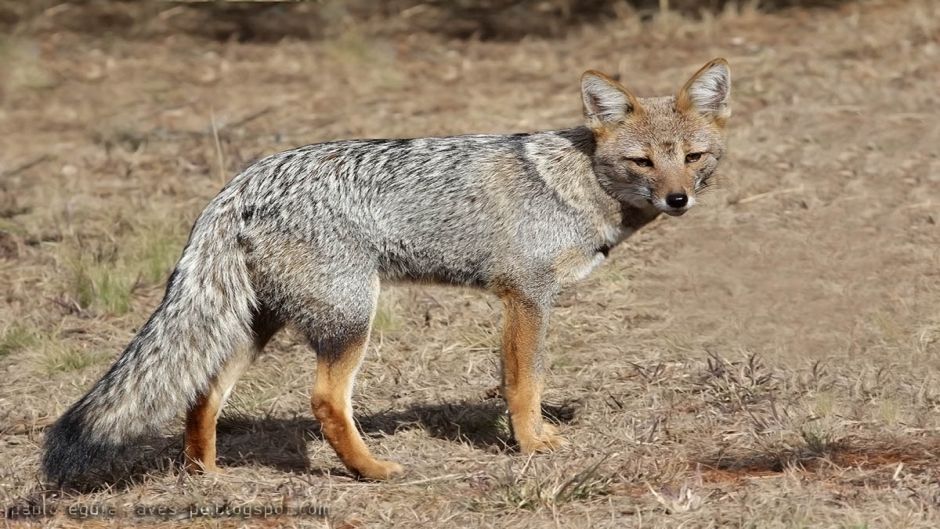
[{"left": 1, "top": 0, "right": 939, "bottom": 527}]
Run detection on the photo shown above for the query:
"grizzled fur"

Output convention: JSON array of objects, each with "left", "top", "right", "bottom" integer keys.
[{"left": 43, "top": 59, "right": 731, "bottom": 484}]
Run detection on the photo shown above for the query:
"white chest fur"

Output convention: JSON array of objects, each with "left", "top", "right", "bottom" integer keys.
[{"left": 554, "top": 250, "right": 607, "bottom": 287}]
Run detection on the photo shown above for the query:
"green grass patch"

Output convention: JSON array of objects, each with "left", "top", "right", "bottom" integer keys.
[
  {"left": 40, "top": 343, "right": 104, "bottom": 374},
  {"left": 70, "top": 254, "right": 134, "bottom": 315},
  {"left": 372, "top": 302, "right": 399, "bottom": 333},
  {"left": 136, "top": 227, "right": 182, "bottom": 285},
  {"left": 0, "top": 324, "right": 39, "bottom": 357},
  {"left": 64, "top": 217, "right": 184, "bottom": 316},
  {"left": 7, "top": 325, "right": 108, "bottom": 374},
  {"left": 0, "top": 219, "right": 28, "bottom": 234},
  {"left": 1, "top": 37, "right": 58, "bottom": 92}
]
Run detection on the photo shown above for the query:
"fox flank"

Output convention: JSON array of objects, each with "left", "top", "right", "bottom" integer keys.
[{"left": 43, "top": 59, "right": 731, "bottom": 484}]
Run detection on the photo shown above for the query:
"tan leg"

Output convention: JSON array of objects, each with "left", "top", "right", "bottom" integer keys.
[
  {"left": 501, "top": 291, "right": 567, "bottom": 453},
  {"left": 183, "top": 352, "right": 252, "bottom": 472},
  {"left": 184, "top": 314, "right": 281, "bottom": 473},
  {"left": 311, "top": 333, "right": 404, "bottom": 480},
  {"left": 310, "top": 279, "right": 403, "bottom": 481},
  {"left": 184, "top": 392, "right": 219, "bottom": 472}
]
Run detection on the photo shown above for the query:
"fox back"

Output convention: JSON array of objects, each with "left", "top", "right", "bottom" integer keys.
[{"left": 228, "top": 61, "right": 728, "bottom": 294}]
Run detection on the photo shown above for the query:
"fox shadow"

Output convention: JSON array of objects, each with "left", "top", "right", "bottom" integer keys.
[
  {"left": 39, "top": 398, "right": 579, "bottom": 495},
  {"left": 215, "top": 397, "right": 580, "bottom": 473}
]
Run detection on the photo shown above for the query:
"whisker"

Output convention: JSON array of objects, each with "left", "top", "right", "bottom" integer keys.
[
  {"left": 613, "top": 187, "right": 652, "bottom": 198},
  {"left": 695, "top": 178, "right": 719, "bottom": 194}
]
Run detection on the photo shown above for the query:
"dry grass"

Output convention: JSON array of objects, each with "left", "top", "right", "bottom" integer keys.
[{"left": 2, "top": 0, "right": 940, "bottom": 527}]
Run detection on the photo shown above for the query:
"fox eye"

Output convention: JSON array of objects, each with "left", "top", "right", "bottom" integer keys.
[
  {"left": 685, "top": 152, "right": 704, "bottom": 163},
  {"left": 625, "top": 157, "right": 654, "bottom": 168}
]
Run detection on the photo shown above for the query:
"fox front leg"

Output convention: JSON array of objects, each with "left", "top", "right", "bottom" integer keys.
[{"left": 499, "top": 290, "right": 568, "bottom": 453}]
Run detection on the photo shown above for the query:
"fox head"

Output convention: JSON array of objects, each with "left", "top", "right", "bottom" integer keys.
[{"left": 581, "top": 59, "right": 731, "bottom": 216}]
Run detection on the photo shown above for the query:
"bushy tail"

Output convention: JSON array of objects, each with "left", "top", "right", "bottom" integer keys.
[{"left": 42, "top": 206, "right": 256, "bottom": 485}]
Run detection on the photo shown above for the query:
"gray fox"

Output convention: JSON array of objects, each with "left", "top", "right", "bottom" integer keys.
[{"left": 43, "top": 59, "right": 731, "bottom": 483}]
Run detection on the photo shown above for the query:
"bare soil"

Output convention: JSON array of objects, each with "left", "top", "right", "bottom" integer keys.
[{"left": 1, "top": 0, "right": 939, "bottom": 527}]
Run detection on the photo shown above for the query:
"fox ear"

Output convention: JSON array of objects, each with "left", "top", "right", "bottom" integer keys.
[
  {"left": 677, "top": 58, "right": 731, "bottom": 124},
  {"left": 581, "top": 70, "right": 642, "bottom": 129}
]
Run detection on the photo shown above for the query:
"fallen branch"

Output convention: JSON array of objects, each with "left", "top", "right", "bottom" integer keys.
[{"left": 733, "top": 185, "right": 805, "bottom": 205}]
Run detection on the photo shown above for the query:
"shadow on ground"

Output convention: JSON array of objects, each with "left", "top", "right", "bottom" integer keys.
[
  {"left": 695, "top": 437, "right": 940, "bottom": 484},
  {"left": 217, "top": 398, "right": 579, "bottom": 472},
  {"left": 37, "top": 398, "right": 580, "bottom": 494}
]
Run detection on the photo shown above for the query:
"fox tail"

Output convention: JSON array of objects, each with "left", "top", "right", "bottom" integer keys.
[{"left": 42, "top": 202, "right": 255, "bottom": 485}]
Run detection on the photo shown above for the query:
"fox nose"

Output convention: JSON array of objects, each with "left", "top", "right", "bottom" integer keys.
[{"left": 665, "top": 193, "right": 688, "bottom": 209}]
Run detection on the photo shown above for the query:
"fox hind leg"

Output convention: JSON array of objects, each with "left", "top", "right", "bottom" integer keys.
[
  {"left": 306, "top": 276, "right": 403, "bottom": 480},
  {"left": 247, "top": 242, "right": 401, "bottom": 479},
  {"left": 184, "top": 310, "right": 282, "bottom": 473}
]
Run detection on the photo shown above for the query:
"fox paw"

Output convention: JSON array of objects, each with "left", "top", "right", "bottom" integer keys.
[
  {"left": 354, "top": 459, "right": 405, "bottom": 481},
  {"left": 183, "top": 460, "right": 221, "bottom": 475},
  {"left": 518, "top": 423, "right": 568, "bottom": 454}
]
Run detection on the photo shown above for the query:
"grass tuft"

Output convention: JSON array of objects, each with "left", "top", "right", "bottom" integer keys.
[
  {"left": 40, "top": 344, "right": 103, "bottom": 374},
  {"left": 0, "top": 324, "right": 39, "bottom": 357},
  {"left": 0, "top": 324, "right": 103, "bottom": 374},
  {"left": 69, "top": 254, "right": 135, "bottom": 315},
  {"left": 372, "top": 301, "right": 399, "bottom": 333},
  {"left": 470, "top": 458, "right": 613, "bottom": 512},
  {"left": 63, "top": 217, "right": 184, "bottom": 316},
  {"left": 800, "top": 425, "right": 841, "bottom": 457},
  {"left": 698, "top": 352, "right": 777, "bottom": 412},
  {"left": 1, "top": 37, "right": 59, "bottom": 93}
]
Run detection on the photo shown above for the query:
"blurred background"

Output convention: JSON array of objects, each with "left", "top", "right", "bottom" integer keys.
[{"left": 1, "top": 0, "right": 854, "bottom": 42}]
